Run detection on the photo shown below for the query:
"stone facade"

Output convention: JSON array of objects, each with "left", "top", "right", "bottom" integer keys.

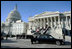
[
  {"left": 1, "top": 4, "right": 28, "bottom": 35},
  {"left": 1, "top": 4, "right": 71, "bottom": 38},
  {"left": 28, "top": 11, "right": 71, "bottom": 38},
  {"left": 6, "top": 4, "right": 21, "bottom": 23},
  {"left": 12, "top": 21, "right": 28, "bottom": 35}
]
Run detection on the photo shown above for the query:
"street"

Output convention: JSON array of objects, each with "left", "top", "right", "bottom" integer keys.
[{"left": 1, "top": 36, "right": 71, "bottom": 48}]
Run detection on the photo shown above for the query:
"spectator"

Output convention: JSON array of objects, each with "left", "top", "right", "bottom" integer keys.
[
  {"left": 36, "top": 27, "right": 40, "bottom": 33},
  {"left": 45, "top": 25, "right": 48, "bottom": 30},
  {"left": 6, "top": 34, "right": 9, "bottom": 40},
  {"left": 62, "top": 28, "right": 65, "bottom": 42}
]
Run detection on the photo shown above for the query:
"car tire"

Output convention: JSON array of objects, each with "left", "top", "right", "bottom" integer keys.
[
  {"left": 36, "top": 41, "right": 39, "bottom": 44},
  {"left": 56, "top": 41, "right": 61, "bottom": 45},
  {"left": 62, "top": 42, "right": 65, "bottom": 45}
]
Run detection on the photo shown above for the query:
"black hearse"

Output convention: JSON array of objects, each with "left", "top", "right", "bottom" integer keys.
[{"left": 31, "top": 34, "right": 64, "bottom": 45}]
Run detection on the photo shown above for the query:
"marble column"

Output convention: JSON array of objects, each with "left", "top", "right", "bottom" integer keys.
[
  {"left": 70, "top": 16, "right": 71, "bottom": 22},
  {"left": 50, "top": 17, "right": 52, "bottom": 28},
  {"left": 62, "top": 17, "right": 65, "bottom": 28},
  {"left": 34, "top": 19, "right": 37, "bottom": 30},
  {"left": 43, "top": 18, "right": 45, "bottom": 28},
  {"left": 66, "top": 16, "right": 68, "bottom": 26},
  {"left": 70, "top": 16, "right": 71, "bottom": 27},
  {"left": 47, "top": 18, "right": 49, "bottom": 26},
  {"left": 40, "top": 18, "right": 42, "bottom": 28},
  {"left": 39, "top": 19, "right": 40, "bottom": 27},
  {"left": 42, "top": 18, "right": 43, "bottom": 28},
  {"left": 54, "top": 16, "right": 56, "bottom": 27},
  {"left": 48, "top": 18, "right": 50, "bottom": 27},
  {"left": 41, "top": 18, "right": 43, "bottom": 27},
  {"left": 58, "top": 16, "right": 60, "bottom": 25}
]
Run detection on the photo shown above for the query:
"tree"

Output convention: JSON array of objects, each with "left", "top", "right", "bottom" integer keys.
[{"left": 1, "top": 23, "right": 5, "bottom": 33}]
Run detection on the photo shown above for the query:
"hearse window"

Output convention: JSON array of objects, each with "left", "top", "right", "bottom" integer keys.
[
  {"left": 49, "top": 36, "right": 53, "bottom": 38},
  {"left": 40, "top": 35, "right": 48, "bottom": 38}
]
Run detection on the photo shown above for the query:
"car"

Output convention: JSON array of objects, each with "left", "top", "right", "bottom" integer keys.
[{"left": 31, "top": 34, "right": 65, "bottom": 45}]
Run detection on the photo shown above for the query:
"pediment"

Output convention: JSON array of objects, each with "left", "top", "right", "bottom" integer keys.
[{"left": 34, "top": 11, "right": 60, "bottom": 17}]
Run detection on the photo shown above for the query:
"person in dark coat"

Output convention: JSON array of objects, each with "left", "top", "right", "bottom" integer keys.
[
  {"left": 6, "top": 34, "right": 9, "bottom": 40},
  {"left": 62, "top": 28, "right": 65, "bottom": 42}
]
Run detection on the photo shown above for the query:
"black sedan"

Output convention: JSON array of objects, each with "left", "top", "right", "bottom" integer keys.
[{"left": 31, "top": 34, "right": 65, "bottom": 45}]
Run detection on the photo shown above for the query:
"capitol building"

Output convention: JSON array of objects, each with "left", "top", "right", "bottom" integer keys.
[
  {"left": 1, "top": 4, "right": 28, "bottom": 35},
  {"left": 28, "top": 11, "right": 71, "bottom": 38},
  {"left": 1, "top": 4, "right": 71, "bottom": 39}
]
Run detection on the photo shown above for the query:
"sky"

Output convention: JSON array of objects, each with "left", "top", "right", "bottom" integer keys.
[{"left": 1, "top": 1, "right": 71, "bottom": 22}]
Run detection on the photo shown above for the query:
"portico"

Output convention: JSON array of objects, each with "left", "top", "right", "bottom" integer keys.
[{"left": 28, "top": 11, "right": 71, "bottom": 36}]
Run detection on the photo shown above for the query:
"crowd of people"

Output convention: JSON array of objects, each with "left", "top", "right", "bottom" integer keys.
[{"left": 31, "top": 25, "right": 51, "bottom": 34}]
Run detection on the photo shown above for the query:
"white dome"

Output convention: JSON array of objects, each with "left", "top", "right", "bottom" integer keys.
[
  {"left": 7, "top": 9, "right": 21, "bottom": 20},
  {"left": 6, "top": 4, "right": 21, "bottom": 23}
]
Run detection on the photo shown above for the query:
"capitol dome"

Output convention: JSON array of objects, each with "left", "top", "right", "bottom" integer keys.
[{"left": 6, "top": 4, "right": 21, "bottom": 23}]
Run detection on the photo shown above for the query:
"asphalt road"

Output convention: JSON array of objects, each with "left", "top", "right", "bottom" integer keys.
[{"left": 1, "top": 37, "right": 71, "bottom": 48}]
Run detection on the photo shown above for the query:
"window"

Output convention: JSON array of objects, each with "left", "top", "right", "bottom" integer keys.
[
  {"left": 39, "top": 35, "right": 48, "bottom": 38},
  {"left": 49, "top": 36, "right": 54, "bottom": 38}
]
